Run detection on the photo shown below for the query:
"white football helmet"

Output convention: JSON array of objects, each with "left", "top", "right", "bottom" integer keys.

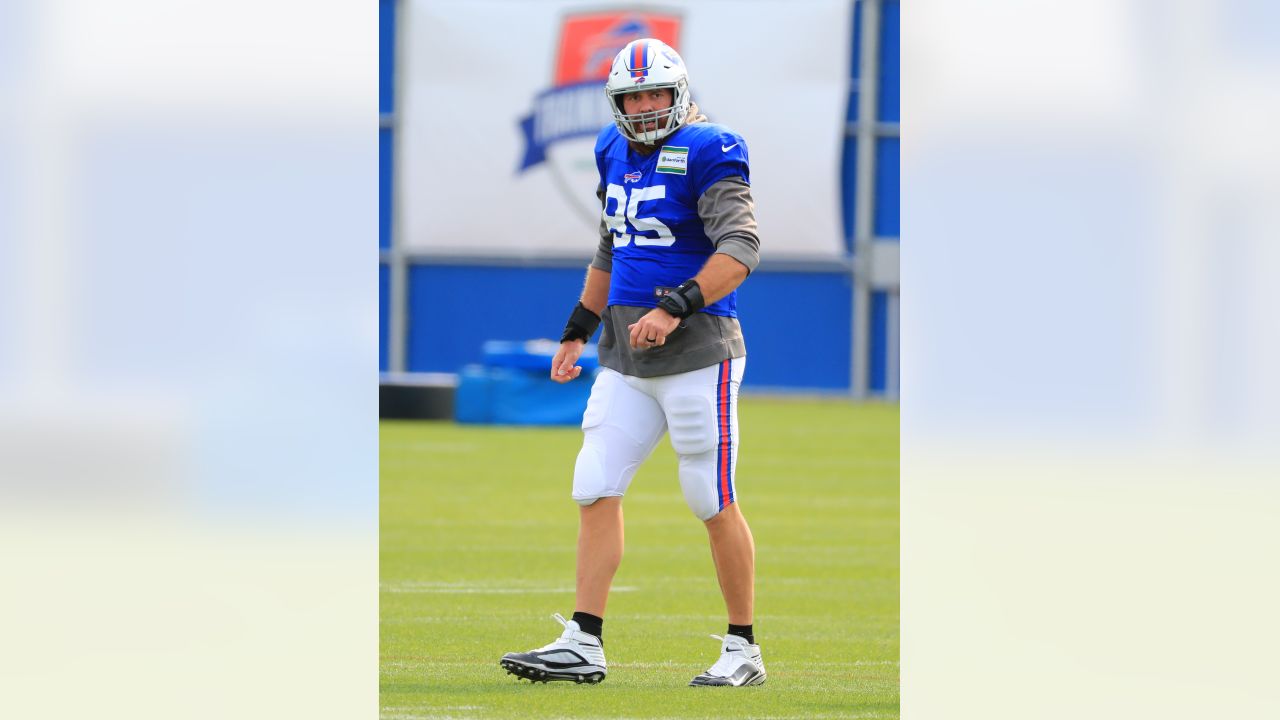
[{"left": 604, "top": 38, "right": 691, "bottom": 144}]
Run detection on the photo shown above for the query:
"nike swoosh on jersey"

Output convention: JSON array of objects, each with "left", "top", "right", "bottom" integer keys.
[{"left": 721, "top": 143, "right": 738, "bottom": 152}]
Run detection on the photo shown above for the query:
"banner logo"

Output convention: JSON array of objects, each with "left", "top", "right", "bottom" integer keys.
[{"left": 517, "top": 12, "right": 680, "bottom": 173}]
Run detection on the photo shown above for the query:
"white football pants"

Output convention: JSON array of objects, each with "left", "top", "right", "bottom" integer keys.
[{"left": 572, "top": 358, "right": 745, "bottom": 521}]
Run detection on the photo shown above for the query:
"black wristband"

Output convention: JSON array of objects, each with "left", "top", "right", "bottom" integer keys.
[
  {"left": 560, "top": 302, "right": 602, "bottom": 343},
  {"left": 656, "top": 279, "right": 705, "bottom": 320}
]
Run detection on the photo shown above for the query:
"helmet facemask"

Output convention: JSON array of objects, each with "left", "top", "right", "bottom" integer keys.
[
  {"left": 604, "top": 39, "right": 692, "bottom": 145},
  {"left": 609, "top": 80, "right": 690, "bottom": 144}
]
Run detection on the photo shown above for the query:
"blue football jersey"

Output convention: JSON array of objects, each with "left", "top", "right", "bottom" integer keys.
[{"left": 594, "top": 121, "right": 750, "bottom": 318}]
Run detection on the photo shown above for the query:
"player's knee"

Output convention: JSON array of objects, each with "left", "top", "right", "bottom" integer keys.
[
  {"left": 571, "top": 441, "right": 608, "bottom": 505},
  {"left": 701, "top": 500, "right": 736, "bottom": 525},
  {"left": 665, "top": 394, "right": 716, "bottom": 455},
  {"left": 687, "top": 492, "right": 723, "bottom": 520},
  {"left": 678, "top": 452, "right": 722, "bottom": 520},
  {"left": 574, "top": 376, "right": 620, "bottom": 506},
  {"left": 689, "top": 498, "right": 720, "bottom": 521}
]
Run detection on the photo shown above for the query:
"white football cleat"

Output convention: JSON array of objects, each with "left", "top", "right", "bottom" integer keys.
[
  {"left": 688, "top": 633, "right": 766, "bottom": 687},
  {"left": 500, "top": 613, "right": 607, "bottom": 684}
]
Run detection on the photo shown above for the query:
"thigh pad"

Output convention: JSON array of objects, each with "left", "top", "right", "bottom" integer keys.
[{"left": 664, "top": 393, "right": 716, "bottom": 455}]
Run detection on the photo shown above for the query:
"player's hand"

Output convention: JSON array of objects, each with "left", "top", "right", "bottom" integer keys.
[
  {"left": 628, "top": 309, "right": 681, "bottom": 350},
  {"left": 551, "top": 340, "right": 586, "bottom": 382}
]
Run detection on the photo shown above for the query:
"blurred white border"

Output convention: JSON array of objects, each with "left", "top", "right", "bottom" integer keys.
[
  {"left": 905, "top": 1, "right": 1280, "bottom": 717},
  {"left": 1, "top": 2, "right": 377, "bottom": 718}
]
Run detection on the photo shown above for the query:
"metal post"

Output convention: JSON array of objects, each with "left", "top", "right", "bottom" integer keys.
[
  {"left": 852, "top": 0, "right": 881, "bottom": 398},
  {"left": 389, "top": 0, "right": 408, "bottom": 373}
]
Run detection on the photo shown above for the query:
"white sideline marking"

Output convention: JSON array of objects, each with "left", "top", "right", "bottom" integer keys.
[
  {"left": 381, "top": 708, "right": 485, "bottom": 720},
  {"left": 380, "top": 441, "right": 478, "bottom": 453},
  {"left": 611, "top": 661, "right": 697, "bottom": 669},
  {"left": 383, "top": 706, "right": 480, "bottom": 713},
  {"left": 377, "top": 713, "right": 476, "bottom": 720},
  {"left": 386, "top": 659, "right": 897, "bottom": 669},
  {"left": 611, "top": 659, "right": 893, "bottom": 669},
  {"left": 385, "top": 715, "right": 894, "bottom": 720},
  {"left": 382, "top": 581, "right": 636, "bottom": 594},
  {"left": 772, "top": 659, "right": 898, "bottom": 667}
]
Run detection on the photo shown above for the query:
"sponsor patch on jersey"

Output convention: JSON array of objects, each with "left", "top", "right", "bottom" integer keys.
[{"left": 656, "top": 146, "right": 688, "bottom": 175}]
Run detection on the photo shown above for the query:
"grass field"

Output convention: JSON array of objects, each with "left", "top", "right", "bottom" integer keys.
[{"left": 381, "top": 398, "right": 899, "bottom": 719}]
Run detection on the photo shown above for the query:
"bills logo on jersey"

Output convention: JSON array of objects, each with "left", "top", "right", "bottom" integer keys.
[
  {"left": 623, "top": 171, "right": 642, "bottom": 184},
  {"left": 517, "top": 12, "right": 681, "bottom": 223}
]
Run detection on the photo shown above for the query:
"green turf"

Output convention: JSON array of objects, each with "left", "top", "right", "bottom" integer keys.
[{"left": 381, "top": 398, "right": 899, "bottom": 719}]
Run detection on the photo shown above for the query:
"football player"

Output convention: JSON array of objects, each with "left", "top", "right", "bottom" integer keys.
[{"left": 500, "top": 38, "right": 764, "bottom": 688}]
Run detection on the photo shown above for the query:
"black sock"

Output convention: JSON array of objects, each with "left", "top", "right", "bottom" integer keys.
[
  {"left": 572, "top": 611, "right": 604, "bottom": 640},
  {"left": 727, "top": 623, "right": 754, "bottom": 644}
]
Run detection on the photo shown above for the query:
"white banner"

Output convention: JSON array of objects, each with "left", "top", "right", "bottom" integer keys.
[{"left": 402, "top": 0, "right": 849, "bottom": 259}]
